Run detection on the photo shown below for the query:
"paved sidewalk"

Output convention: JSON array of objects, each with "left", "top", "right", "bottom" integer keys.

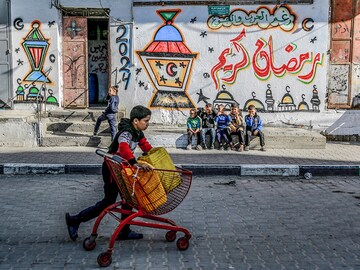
[
  {"left": 0, "top": 142, "right": 359, "bottom": 176},
  {"left": 1, "top": 174, "right": 360, "bottom": 269}
]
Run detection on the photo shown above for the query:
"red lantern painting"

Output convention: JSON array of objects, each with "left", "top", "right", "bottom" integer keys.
[{"left": 137, "top": 10, "right": 198, "bottom": 108}]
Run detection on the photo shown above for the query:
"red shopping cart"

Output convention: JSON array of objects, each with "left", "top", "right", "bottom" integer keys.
[{"left": 82, "top": 149, "right": 192, "bottom": 267}]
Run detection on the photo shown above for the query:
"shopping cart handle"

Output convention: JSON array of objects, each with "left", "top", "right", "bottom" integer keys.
[
  {"left": 95, "top": 149, "right": 111, "bottom": 158},
  {"left": 95, "top": 149, "right": 124, "bottom": 163}
]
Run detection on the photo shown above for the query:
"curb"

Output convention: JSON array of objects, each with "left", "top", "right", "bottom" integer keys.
[{"left": 0, "top": 163, "right": 359, "bottom": 177}]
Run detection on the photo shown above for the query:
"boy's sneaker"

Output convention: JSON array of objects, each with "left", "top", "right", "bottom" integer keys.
[
  {"left": 219, "top": 145, "right": 224, "bottom": 151},
  {"left": 196, "top": 145, "right": 202, "bottom": 151},
  {"left": 225, "top": 144, "right": 230, "bottom": 151},
  {"left": 244, "top": 146, "right": 250, "bottom": 151},
  {"left": 202, "top": 144, "right": 208, "bottom": 150},
  {"left": 186, "top": 144, "right": 192, "bottom": 150},
  {"left": 65, "top": 213, "right": 79, "bottom": 241},
  {"left": 209, "top": 144, "right": 215, "bottom": 150},
  {"left": 260, "top": 146, "right": 266, "bottom": 151}
]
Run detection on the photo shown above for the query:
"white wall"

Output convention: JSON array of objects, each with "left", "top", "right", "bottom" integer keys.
[
  {"left": 131, "top": 1, "right": 330, "bottom": 125},
  {"left": 9, "top": 0, "right": 334, "bottom": 128}
]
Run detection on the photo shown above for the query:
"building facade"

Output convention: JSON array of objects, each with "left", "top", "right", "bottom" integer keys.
[{"left": 0, "top": 0, "right": 359, "bottom": 126}]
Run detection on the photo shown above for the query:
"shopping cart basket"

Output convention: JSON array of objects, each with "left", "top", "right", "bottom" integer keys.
[{"left": 82, "top": 149, "right": 192, "bottom": 267}]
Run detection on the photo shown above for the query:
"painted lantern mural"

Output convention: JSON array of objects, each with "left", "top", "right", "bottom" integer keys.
[
  {"left": 137, "top": 10, "right": 198, "bottom": 108},
  {"left": 22, "top": 21, "right": 51, "bottom": 83}
]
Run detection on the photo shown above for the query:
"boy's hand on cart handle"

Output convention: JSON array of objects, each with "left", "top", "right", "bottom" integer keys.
[{"left": 137, "top": 163, "right": 153, "bottom": 172}]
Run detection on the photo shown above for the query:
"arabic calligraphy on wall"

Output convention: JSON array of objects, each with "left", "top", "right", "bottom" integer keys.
[
  {"left": 211, "top": 29, "right": 324, "bottom": 90},
  {"left": 207, "top": 5, "right": 296, "bottom": 32}
]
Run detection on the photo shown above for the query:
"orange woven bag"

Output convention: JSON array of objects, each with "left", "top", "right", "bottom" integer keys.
[{"left": 121, "top": 161, "right": 167, "bottom": 213}]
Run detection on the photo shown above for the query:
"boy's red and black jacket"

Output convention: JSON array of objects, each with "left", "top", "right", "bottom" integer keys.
[{"left": 108, "top": 118, "right": 152, "bottom": 165}]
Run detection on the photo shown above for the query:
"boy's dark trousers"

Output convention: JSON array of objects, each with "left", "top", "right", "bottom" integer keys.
[
  {"left": 227, "top": 128, "right": 245, "bottom": 145},
  {"left": 200, "top": 128, "right": 216, "bottom": 147},
  {"left": 187, "top": 130, "right": 201, "bottom": 146},
  {"left": 73, "top": 162, "right": 132, "bottom": 233},
  {"left": 216, "top": 128, "right": 230, "bottom": 145},
  {"left": 245, "top": 129, "right": 265, "bottom": 146},
  {"left": 94, "top": 113, "right": 117, "bottom": 140}
]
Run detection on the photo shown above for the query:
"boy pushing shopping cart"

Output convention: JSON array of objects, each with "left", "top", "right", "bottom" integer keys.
[{"left": 66, "top": 105, "right": 192, "bottom": 267}]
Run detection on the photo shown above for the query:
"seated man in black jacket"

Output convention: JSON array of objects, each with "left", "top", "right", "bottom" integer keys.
[{"left": 197, "top": 103, "right": 217, "bottom": 150}]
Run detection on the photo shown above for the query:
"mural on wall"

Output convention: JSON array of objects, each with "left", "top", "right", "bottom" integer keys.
[
  {"left": 136, "top": 10, "right": 198, "bottom": 109},
  {"left": 205, "top": 5, "right": 324, "bottom": 113},
  {"left": 133, "top": 4, "right": 327, "bottom": 117},
  {"left": 112, "top": 24, "right": 131, "bottom": 90},
  {"left": 15, "top": 20, "right": 57, "bottom": 105}
]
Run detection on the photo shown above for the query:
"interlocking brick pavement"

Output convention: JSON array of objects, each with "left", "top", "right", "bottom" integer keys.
[{"left": 1, "top": 174, "right": 360, "bottom": 269}]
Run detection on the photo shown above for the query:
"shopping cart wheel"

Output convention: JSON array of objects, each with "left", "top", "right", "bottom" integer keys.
[
  {"left": 97, "top": 251, "right": 112, "bottom": 267},
  {"left": 83, "top": 237, "right": 96, "bottom": 251},
  {"left": 165, "top": 231, "right": 177, "bottom": 242},
  {"left": 176, "top": 237, "right": 189, "bottom": 251}
]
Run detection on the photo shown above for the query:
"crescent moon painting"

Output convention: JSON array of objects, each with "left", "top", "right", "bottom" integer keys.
[
  {"left": 166, "top": 62, "right": 178, "bottom": 77},
  {"left": 302, "top": 18, "right": 314, "bottom": 32}
]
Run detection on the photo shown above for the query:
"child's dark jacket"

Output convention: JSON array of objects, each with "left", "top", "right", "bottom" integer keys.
[{"left": 108, "top": 118, "right": 152, "bottom": 165}]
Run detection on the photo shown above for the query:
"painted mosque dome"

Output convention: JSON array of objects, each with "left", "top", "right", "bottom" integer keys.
[
  {"left": 243, "top": 92, "right": 265, "bottom": 112},
  {"left": 278, "top": 86, "right": 296, "bottom": 111},
  {"left": 17, "top": 86, "right": 24, "bottom": 94},
  {"left": 28, "top": 86, "right": 39, "bottom": 96},
  {"left": 46, "top": 96, "right": 57, "bottom": 103},
  {"left": 298, "top": 94, "right": 309, "bottom": 111},
  {"left": 27, "top": 86, "right": 43, "bottom": 100},
  {"left": 213, "top": 90, "right": 239, "bottom": 112}
]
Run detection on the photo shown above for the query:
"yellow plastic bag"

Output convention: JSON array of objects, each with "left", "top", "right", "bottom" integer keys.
[
  {"left": 121, "top": 161, "right": 167, "bottom": 213},
  {"left": 138, "top": 147, "right": 182, "bottom": 193}
]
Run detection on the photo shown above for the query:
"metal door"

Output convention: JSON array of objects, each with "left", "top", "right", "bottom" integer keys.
[
  {"left": 328, "top": 0, "right": 359, "bottom": 108},
  {"left": 0, "top": 0, "right": 11, "bottom": 109},
  {"left": 62, "top": 17, "right": 88, "bottom": 108}
]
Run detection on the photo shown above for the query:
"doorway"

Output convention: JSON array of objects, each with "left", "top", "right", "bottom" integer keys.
[
  {"left": 62, "top": 10, "right": 109, "bottom": 108},
  {"left": 88, "top": 19, "right": 109, "bottom": 106}
]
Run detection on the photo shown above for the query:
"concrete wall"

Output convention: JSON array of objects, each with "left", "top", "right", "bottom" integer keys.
[{"left": 8, "top": 0, "right": 336, "bottom": 129}]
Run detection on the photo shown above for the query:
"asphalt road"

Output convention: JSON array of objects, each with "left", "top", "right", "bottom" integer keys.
[{"left": 1, "top": 174, "right": 360, "bottom": 269}]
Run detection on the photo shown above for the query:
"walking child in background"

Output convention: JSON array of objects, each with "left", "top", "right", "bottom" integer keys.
[
  {"left": 197, "top": 103, "right": 217, "bottom": 150},
  {"left": 66, "top": 105, "right": 153, "bottom": 242},
  {"left": 93, "top": 85, "right": 119, "bottom": 141},
  {"left": 215, "top": 105, "right": 232, "bottom": 151},
  {"left": 227, "top": 104, "right": 245, "bottom": 152},
  {"left": 244, "top": 105, "right": 265, "bottom": 151},
  {"left": 186, "top": 109, "right": 201, "bottom": 150}
]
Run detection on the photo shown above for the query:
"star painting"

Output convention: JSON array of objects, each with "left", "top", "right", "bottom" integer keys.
[{"left": 196, "top": 89, "right": 210, "bottom": 104}]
